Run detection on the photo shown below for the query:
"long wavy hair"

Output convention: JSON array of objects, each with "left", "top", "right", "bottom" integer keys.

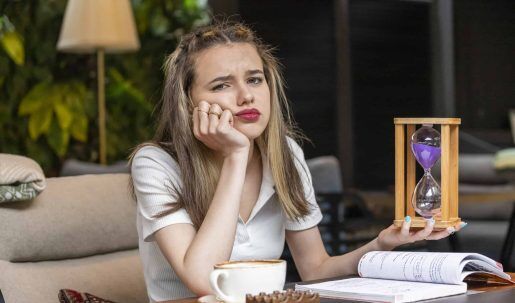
[{"left": 130, "top": 21, "right": 311, "bottom": 229}]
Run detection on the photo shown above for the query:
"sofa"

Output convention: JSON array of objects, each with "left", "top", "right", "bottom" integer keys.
[{"left": 0, "top": 173, "right": 148, "bottom": 303}]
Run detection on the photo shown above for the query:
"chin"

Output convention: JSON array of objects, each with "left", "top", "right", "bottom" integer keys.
[
  {"left": 239, "top": 129, "right": 266, "bottom": 141},
  {"left": 236, "top": 124, "right": 267, "bottom": 141},
  {"left": 242, "top": 132, "right": 264, "bottom": 141}
]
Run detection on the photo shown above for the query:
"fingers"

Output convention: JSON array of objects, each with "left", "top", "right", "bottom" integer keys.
[
  {"left": 401, "top": 216, "right": 411, "bottom": 237},
  {"left": 198, "top": 101, "right": 210, "bottom": 136},
  {"left": 194, "top": 101, "right": 230, "bottom": 139},
  {"left": 455, "top": 221, "right": 468, "bottom": 232},
  {"left": 425, "top": 229, "right": 452, "bottom": 240},
  {"left": 424, "top": 221, "right": 468, "bottom": 241},
  {"left": 193, "top": 107, "right": 200, "bottom": 138},
  {"left": 218, "top": 109, "right": 233, "bottom": 132},
  {"left": 413, "top": 217, "right": 435, "bottom": 241},
  {"left": 208, "top": 104, "right": 222, "bottom": 134}
]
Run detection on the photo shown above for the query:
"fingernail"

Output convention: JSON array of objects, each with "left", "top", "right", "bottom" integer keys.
[
  {"left": 459, "top": 222, "right": 468, "bottom": 229},
  {"left": 446, "top": 226, "right": 456, "bottom": 234},
  {"left": 405, "top": 216, "right": 411, "bottom": 223}
]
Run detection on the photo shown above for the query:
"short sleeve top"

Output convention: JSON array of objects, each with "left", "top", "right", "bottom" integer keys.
[{"left": 131, "top": 138, "right": 323, "bottom": 302}]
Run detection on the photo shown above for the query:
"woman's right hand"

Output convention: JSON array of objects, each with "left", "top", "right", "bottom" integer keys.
[{"left": 193, "top": 100, "right": 250, "bottom": 157}]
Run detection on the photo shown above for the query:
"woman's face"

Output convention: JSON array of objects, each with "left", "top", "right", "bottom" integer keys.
[{"left": 190, "top": 43, "right": 271, "bottom": 140}]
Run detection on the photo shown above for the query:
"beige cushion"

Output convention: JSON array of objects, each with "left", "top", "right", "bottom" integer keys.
[
  {"left": 0, "top": 174, "right": 138, "bottom": 262},
  {"left": 0, "top": 249, "right": 147, "bottom": 303}
]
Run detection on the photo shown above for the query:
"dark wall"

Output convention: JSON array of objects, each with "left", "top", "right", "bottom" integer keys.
[
  {"left": 349, "top": 0, "right": 432, "bottom": 188},
  {"left": 216, "top": 0, "right": 515, "bottom": 189},
  {"left": 454, "top": 0, "right": 515, "bottom": 131},
  {"left": 239, "top": 0, "right": 337, "bottom": 159}
]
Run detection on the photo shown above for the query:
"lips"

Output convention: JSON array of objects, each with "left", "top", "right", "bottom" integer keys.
[{"left": 235, "top": 108, "right": 261, "bottom": 122}]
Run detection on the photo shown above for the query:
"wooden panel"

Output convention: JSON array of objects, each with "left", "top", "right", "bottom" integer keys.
[
  {"left": 394, "top": 118, "right": 461, "bottom": 125},
  {"left": 395, "top": 124, "right": 405, "bottom": 221},
  {"left": 406, "top": 124, "right": 416, "bottom": 218},
  {"left": 450, "top": 125, "right": 460, "bottom": 218},
  {"left": 440, "top": 124, "right": 451, "bottom": 221}
]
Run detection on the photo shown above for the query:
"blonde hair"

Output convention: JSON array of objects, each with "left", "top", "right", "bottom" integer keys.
[{"left": 130, "top": 21, "right": 310, "bottom": 229}]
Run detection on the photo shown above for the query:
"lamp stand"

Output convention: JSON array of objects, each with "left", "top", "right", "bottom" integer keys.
[{"left": 97, "top": 48, "right": 107, "bottom": 165}]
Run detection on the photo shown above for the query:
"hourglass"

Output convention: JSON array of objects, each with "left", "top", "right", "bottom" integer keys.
[
  {"left": 411, "top": 124, "right": 441, "bottom": 219},
  {"left": 393, "top": 118, "right": 462, "bottom": 229}
]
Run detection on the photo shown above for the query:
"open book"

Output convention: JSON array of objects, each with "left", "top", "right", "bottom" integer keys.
[{"left": 296, "top": 251, "right": 513, "bottom": 303}]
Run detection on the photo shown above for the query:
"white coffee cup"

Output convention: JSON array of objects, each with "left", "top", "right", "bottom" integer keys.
[{"left": 209, "top": 259, "right": 286, "bottom": 303}]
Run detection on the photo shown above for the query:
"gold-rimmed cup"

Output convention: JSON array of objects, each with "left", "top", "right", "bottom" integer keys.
[{"left": 209, "top": 259, "right": 286, "bottom": 303}]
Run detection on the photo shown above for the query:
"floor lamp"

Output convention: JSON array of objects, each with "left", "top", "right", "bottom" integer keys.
[{"left": 57, "top": 0, "right": 140, "bottom": 165}]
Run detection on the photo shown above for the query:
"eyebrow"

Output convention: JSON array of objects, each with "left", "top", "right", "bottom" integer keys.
[
  {"left": 246, "top": 69, "right": 264, "bottom": 76},
  {"left": 207, "top": 69, "right": 264, "bottom": 85}
]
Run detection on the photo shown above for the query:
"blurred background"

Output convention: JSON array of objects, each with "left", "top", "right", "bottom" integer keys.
[{"left": 1, "top": 0, "right": 514, "bottom": 276}]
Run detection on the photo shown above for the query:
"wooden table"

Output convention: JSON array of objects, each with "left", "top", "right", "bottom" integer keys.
[
  {"left": 166, "top": 273, "right": 515, "bottom": 303},
  {"left": 360, "top": 185, "right": 515, "bottom": 269}
]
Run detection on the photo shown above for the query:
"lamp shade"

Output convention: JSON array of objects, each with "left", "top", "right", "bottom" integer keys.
[{"left": 57, "top": 0, "right": 140, "bottom": 53}]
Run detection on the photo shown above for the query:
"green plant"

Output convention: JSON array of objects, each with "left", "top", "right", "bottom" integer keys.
[
  {"left": 0, "top": 0, "right": 209, "bottom": 175},
  {"left": 18, "top": 81, "right": 91, "bottom": 157}
]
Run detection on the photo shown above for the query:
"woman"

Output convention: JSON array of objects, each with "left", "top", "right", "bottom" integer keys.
[{"left": 130, "top": 21, "right": 465, "bottom": 303}]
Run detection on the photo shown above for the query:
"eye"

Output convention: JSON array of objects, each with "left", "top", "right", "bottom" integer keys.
[
  {"left": 212, "top": 83, "right": 229, "bottom": 91},
  {"left": 248, "top": 77, "right": 263, "bottom": 85}
]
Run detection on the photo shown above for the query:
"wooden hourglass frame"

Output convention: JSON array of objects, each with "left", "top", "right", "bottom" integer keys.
[{"left": 393, "top": 118, "right": 462, "bottom": 229}]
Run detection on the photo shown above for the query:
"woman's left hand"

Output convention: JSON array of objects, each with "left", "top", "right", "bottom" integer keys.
[{"left": 376, "top": 216, "right": 467, "bottom": 251}]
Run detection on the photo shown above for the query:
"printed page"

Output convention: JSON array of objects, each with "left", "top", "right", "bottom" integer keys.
[
  {"left": 358, "top": 251, "right": 475, "bottom": 284},
  {"left": 296, "top": 277, "right": 467, "bottom": 303}
]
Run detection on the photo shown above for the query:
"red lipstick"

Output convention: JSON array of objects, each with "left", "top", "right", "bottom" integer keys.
[{"left": 235, "top": 108, "right": 261, "bottom": 122}]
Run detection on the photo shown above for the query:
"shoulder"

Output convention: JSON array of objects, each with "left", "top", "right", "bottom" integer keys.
[
  {"left": 286, "top": 136, "right": 305, "bottom": 162},
  {"left": 286, "top": 136, "right": 305, "bottom": 158},
  {"left": 131, "top": 144, "right": 180, "bottom": 180}
]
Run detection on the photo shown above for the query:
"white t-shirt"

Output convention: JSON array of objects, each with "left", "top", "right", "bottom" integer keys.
[{"left": 131, "top": 138, "right": 323, "bottom": 302}]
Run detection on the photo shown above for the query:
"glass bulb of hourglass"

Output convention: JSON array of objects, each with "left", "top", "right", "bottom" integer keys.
[
  {"left": 411, "top": 124, "right": 442, "bottom": 218},
  {"left": 412, "top": 171, "right": 441, "bottom": 218}
]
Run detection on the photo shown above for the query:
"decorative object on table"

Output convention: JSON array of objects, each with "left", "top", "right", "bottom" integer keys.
[
  {"left": 58, "top": 288, "right": 117, "bottom": 303},
  {"left": 56, "top": 0, "right": 140, "bottom": 165},
  {"left": 393, "top": 118, "right": 462, "bottom": 229},
  {"left": 246, "top": 289, "right": 320, "bottom": 303},
  {"left": 0, "top": 153, "right": 46, "bottom": 203}
]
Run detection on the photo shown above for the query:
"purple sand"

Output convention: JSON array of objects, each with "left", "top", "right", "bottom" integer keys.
[{"left": 411, "top": 143, "right": 441, "bottom": 170}]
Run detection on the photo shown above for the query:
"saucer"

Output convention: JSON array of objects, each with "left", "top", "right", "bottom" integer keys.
[{"left": 198, "top": 295, "right": 222, "bottom": 303}]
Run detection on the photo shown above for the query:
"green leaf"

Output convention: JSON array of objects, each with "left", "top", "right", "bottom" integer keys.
[
  {"left": 47, "top": 119, "right": 69, "bottom": 157},
  {"left": 28, "top": 106, "right": 53, "bottom": 140},
  {"left": 0, "top": 31, "right": 24, "bottom": 65},
  {"left": 54, "top": 98, "right": 73, "bottom": 130},
  {"left": 18, "top": 82, "right": 51, "bottom": 115},
  {"left": 70, "top": 114, "right": 88, "bottom": 142},
  {"left": 183, "top": 0, "right": 198, "bottom": 12},
  {"left": 107, "top": 68, "right": 149, "bottom": 110}
]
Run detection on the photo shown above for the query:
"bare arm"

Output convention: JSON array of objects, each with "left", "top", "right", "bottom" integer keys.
[
  {"left": 154, "top": 101, "right": 251, "bottom": 295},
  {"left": 155, "top": 151, "right": 247, "bottom": 295},
  {"left": 285, "top": 226, "right": 378, "bottom": 280}
]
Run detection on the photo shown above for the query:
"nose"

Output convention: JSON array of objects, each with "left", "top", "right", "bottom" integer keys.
[{"left": 236, "top": 84, "right": 254, "bottom": 106}]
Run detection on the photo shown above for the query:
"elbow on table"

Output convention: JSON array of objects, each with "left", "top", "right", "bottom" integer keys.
[{"left": 184, "top": 279, "right": 213, "bottom": 297}]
